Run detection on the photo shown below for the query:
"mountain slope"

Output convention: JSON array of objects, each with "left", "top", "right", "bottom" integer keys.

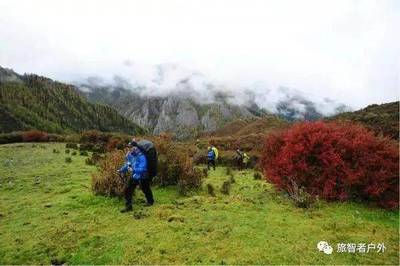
[
  {"left": 81, "top": 86, "right": 261, "bottom": 138},
  {"left": 0, "top": 67, "right": 146, "bottom": 134},
  {"left": 329, "top": 101, "right": 399, "bottom": 140},
  {"left": 205, "top": 115, "right": 288, "bottom": 138}
]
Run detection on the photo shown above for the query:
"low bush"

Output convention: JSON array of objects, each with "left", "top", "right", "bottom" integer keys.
[
  {"left": 86, "top": 153, "right": 103, "bottom": 166},
  {"left": 66, "top": 143, "right": 78, "bottom": 149},
  {"left": 253, "top": 172, "right": 262, "bottom": 180},
  {"left": 65, "top": 149, "right": 70, "bottom": 154},
  {"left": 0, "top": 132, "right": 23, "bottom": 144},
  {"left": 207, "top": 183, "right": 216, "bottom": 197},
  {"left": 71, "top": 151, "right": 77, "bottom": 156},
  {"left": 52, "top": 149, "right": 60, "bottom": 154},
  {"left": 177, "top": 168, "right": 204, "bottom": 195},
  {"left": 22, "top": 130, "right": 49, "bottom": 142},
  {"left": 79, "top": 143, "right": 106, "bottom": 153},
  {"left": 80, "top": 130, "right": 110, "bottom": 144},
  {"left": 63, "top": 134, "right": 80, "bottom": 143},
  {"left": 80, "top": 150, "right": 89, "bottom": 156},
  {"left": 220, "top": 181, "right": 231, "bottom": 195},
  {"left": 47, "top": 134, "right": 64, "bottom": 142},
  {"left": 202, "top": 168, "right": 208, "bottom": 177},
  {"left": 91, "top": 150, "right": 126, "bottom": 197},
  {"left": 106, "top": 136, "right": 130, "bottom": 151},
  {"left": 286, "top": 178, "right": 314, "bottom": 208},
  {"left": 65, "top": 157, "right": 72, "bottom": 163},
  {"left": 79, "top": 143, "right": 94, "bottom": 151},
  {"left": 261, "top": 121, "right": 399, "bottom": 209},
  {"left": 226, "top": 167, "right": 232, "bottom": 176},
  {"left": 229, "top": 174, "right": 235, "bottom": 184},
  {"left": 154, "top": 136, "right": 205, "bottom": 194}
]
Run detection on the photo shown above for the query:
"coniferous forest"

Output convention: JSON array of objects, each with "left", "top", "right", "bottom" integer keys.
[{"left": 0, "top": 69, "right": 145, "bottom": 134}]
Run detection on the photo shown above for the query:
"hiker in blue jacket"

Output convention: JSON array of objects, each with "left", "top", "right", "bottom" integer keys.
[
  {"left": 207, "top": 147, "right": 216, "bottom": 170},
  {"left": 117, "top": 143, "right": 154, "bottom": 212}
]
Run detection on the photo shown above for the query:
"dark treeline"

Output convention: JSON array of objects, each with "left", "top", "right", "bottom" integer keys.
[{"left": 0, "top": 69, "right": 146, "bottom": 135}]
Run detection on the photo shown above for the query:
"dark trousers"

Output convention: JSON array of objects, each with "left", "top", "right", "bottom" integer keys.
[
  {"left": 207, "top": 159, "right": 216, "bottom": 170},
  {"left": 124, "top": 177, "right": 154, "bottom": 207}
]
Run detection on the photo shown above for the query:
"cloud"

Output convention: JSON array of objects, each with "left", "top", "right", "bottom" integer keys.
[
  {"left": 0, "top": 0, "right": 398, "bottom": 110},
  {"left": 77, "top": 62, "right": 351, "bottom": 116}
]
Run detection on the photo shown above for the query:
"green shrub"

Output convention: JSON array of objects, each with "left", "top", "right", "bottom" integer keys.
[
  {"left": 202, "top": 168, "right": 208, "bottom": 177},
  {"left": 79, "top": 143, "right": 93, "bottom": 151},
  {"left": 0, "top": 132, "right": 23, "bottom": 144},
  {"left": 220, "top": 181, "right": 231, "bottom": 195},
  {"left": 85, "top": 153, "right": 103, "bottom": 166},
  {"left": 207, "top": 183, "right": 216, "bottom": 197},
  {"left": 79, "top": 150, "right": 88, "bottom": 156},
  {"left": 229, "top": 174, "right": 235, "bottom": 183},
  {"left": 65, "top": 143, "right": 78, "bottom": 149},
  {"left": 48, "top": 133, "right": 65, "bottom": 142},
  {"left": 71, "top": 151, "right": 77, "bottom": 156},
  {"left": 65, "top": 149, "right": 70, "bottom": 154},
  {"left": 253, "top": 172, "right": 262, "bottom": 180},
  {"left": 52, "top": 149, "right": 60, "bottom": 154},
  {"left": 65, "top": 157, "right": 72, "bottom": 163},
  {"left": 226, "top": 167, "right": 232, "bottom": 175},
  {"left": 79, "top": 143, "right": 106, "bottom": 153}
]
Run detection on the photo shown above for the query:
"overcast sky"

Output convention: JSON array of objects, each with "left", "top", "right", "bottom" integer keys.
[{"left": 0, "top": 0, "right": 398, "bottom": 110}]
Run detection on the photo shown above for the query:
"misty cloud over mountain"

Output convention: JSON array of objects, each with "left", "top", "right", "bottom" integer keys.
[{"left": 76, "top": 62, "right": 351, "bottom": 121}]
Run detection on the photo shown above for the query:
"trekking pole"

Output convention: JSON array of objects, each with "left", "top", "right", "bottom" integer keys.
[{"left": 117, "top": 171, "right": 127, "bottom": 185}]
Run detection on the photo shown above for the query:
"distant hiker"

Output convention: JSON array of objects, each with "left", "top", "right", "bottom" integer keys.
[
  {"left": 234, "top": 149, "right": 244, "bottom": 170},
  {"left": 131, "top": 138, "right": 158, "bottom": 181},
  {"left": 207, "top": 147, "right": 216, "bottom": 170},
  {"left": 117, "top": 139, "right": 156, "bottom": 212},
  {"left": 242, "top": 152, "right": 250, "bottom": 169},
  {"left": 208, "top": 145, "right": 219, "bottom": 161},
  {"left": 207, "top": 144, "right": 219, "bottom": 166}
]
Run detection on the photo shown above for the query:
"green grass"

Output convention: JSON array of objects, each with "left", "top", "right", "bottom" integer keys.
[{"left": 0, "top": 143, "right": 398, "bottom": 264}]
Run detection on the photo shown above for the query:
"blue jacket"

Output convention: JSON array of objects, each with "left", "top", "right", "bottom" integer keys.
[{"left": 119, "top": 150, "right": 148, "bottom": 180}]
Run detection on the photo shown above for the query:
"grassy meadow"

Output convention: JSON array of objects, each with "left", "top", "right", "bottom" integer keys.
[{"left": 0, "top": 143, "right": 398, "bottom": 264}]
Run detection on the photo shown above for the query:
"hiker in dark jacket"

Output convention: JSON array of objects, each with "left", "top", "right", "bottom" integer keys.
[
  {"left": 235, "top": 149, "right": 244, "bottom": 170},
  {"left": 118, "top": 143, "right": 154, "bottom": 213},
  {"left": 207, "top": 147, "right": 216, "bottom": 170}
]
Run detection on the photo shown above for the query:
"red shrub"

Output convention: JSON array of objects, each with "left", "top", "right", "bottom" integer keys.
[
  {"left": 80, "top": 130, "right": 110, "bottom": 144},
  {"left": 22, "top": 130, "right": 49, "bottom": 142},
  {"left": 261, "top": 121, "right": 399, "bottom": 209},
  {"left": 106, "top": 136, "right": 129, "bottom": 151}
]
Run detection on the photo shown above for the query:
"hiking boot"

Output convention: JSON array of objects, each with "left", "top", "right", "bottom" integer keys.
[{"left": 120, "top": 206, "right": 133, "bottom": 213}]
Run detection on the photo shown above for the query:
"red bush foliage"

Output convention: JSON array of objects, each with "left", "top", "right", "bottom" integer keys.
[
  {"left": 22, "top": 130, "right": 49, "bottom": 142},
  {"left": 261, "top": 121, "right": 399, "bottom": 209}
]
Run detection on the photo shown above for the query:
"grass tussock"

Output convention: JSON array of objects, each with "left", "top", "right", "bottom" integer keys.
[{"left": 91, "top": 150, "right": 126, "bottom": 197}]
